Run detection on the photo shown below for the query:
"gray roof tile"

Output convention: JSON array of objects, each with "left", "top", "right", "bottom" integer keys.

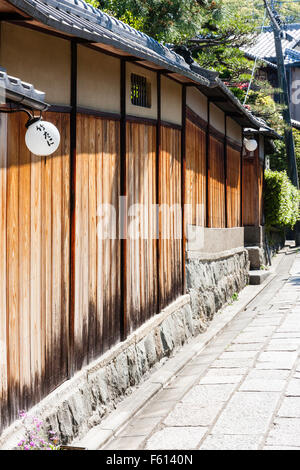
[
  {"left": 0, "top": 68, "right": 47, "bottom": 109},
  {"left": 244, "top": 24, "right": 300, "bottom": 66}
]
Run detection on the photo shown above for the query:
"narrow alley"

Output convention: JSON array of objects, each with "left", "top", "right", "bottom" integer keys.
[{"left": 102, "top": 249, "right": 300, "bottom": 450}]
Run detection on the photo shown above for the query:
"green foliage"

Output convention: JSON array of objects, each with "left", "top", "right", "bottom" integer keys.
[
  {"left": 89, "top": 0, "right": 204, "bottom": 42},
  {"left": 264, "top": 170, "right": 300, "bottom": 229}
]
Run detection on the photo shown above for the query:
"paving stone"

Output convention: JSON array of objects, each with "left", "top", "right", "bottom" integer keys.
[
  {"left": 226, "top": 343, "right": 262, "bottom": 352},
  {"left": 239, "top": 378, "right": 286, "bottom": 392},
  {"left": 164, "top": 403, "right": 224, "bottom": 427},
  {"left": 256, "top": 351, "right": 297, "bottom": 370},
  {"left": 285, "top": 379, "right": 300, "bottom": 396},
  {"left": 191, "top": 353, "right": 220, "bottom": 365},
  {"left": 264, "top": 445, "right": 300, "bottom": 450},
  {"left": 212, "top": 392, "right": 281, "bottom": 435},
  {"left": 138, "top": 400, "right": 177, "bottom": 419},
  {"left": 266, "top": 418, "right": 300, "bottom": 447},
  {"left": 166, "top": 375, "right": 198, "bottom": 390},
  {"left": 218, "top": 351, "right": 258, "bottom": 360},
  {"left": 211, "top": 358, "right": 254, "bottom": 368},
  {"left": 104, "top": 435, "right": 147, "bottom": 450},
  {"left": 248, "top": 318, "right": 283, "bottom": 327},
  {"left": 155, "top": 388, "right": 187, "bottom": 402},
  {"left": 273, "top": 333, "right": 300, "bottom": 339},
  {"left": 199, "top": 434, "right": 262, "bottom": 450},
  {"left": 242, "top": 327, "right": 276, "bottom": 336},
  {"left": 245, "top": 369, "right": 290, "bottom": 380},
  {"left": 145, "top": 427, "right": 208, "bottom": 450},
  {"left": 266, "top": 339, "right": 300, "bottom": 352},
  {"left": 206, "top": 367, "right": 248, "bottom": 376},
  {"left": 179, "top": 364, "right": 207, "bottom": 377},
  {"left": 181, "top": 384, "right": 235, "bottom": 406},
  {"left": 232, "top": 333, "right": 269, "bottom": 344},
  {"left": 199, "top": 374, "right": 243, "bottom": 385},
  {"left": 277, "top": 397, "right": 300, "bottom": 417},
  {"left": 118, "top": 417, "right": 162, "bottom": 438}
]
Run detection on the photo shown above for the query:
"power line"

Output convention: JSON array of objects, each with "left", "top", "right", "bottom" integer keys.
[{"left": 243, "top": 10, "right": 267, "bottom": 105}]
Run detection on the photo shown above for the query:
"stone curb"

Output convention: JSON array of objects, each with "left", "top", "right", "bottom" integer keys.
[{"left": 75, "top": 253, "right": 285, "bottom": 450}]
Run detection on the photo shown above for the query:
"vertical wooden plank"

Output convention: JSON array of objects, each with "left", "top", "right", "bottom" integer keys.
[
  {"left": 61, "top": 112, "right": 70, "bottom": 380},
  {"left": 18, "top": 114, "right": 31, "bottom": 407},
  {"left": 81, "top": 115, "right": 89, "bottom": 364},
  {"left": 30, "top": 119, "right": 42, "bottom": 401},
  {"left": 43, "top": 120, "right": 53, "bottom": 391},
  {"left": 88, "top": 116, "right": 97, "bottom": 360},
  {"left": 7, "top": 113, "right": 20, "bottom": 421},
  {"left": 0, "top": 114, "right": 8, "bottom": 431},
  {"left": 95, "top": 117, "right": 103, "bottom": 356},
  {"left": 51, "top": 113, "right": 63, "bottom": 386},
  {"left": 74, "top": 114, "right": 83, "bottom": 370}
]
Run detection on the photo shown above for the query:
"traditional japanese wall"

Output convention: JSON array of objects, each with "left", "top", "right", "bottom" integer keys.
[
  {"left": 186, "top": 87, "right": 207, "bottom": 121},
  {"left": 0, "top": 22, "right": 71, "bottom": 105},
  {"left": 210, "top": 103, "right": 225, "bottom": 134},
  {"left": 77, "top": 46, "right": 120, "bottom": 113},
  {"left": 161, "top": 76, "right": 182, "bottom": 125},
  {"left": 227, "top": 117, "right": 242, "bottom": 143}
]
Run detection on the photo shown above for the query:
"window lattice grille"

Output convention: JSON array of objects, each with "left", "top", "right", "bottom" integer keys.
[{"left": 131, "top": 73, "right": 151, "bottom": 108}]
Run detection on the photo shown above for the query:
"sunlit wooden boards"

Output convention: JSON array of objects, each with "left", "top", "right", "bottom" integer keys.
[
  {"left": 74, "top": 115, "right": 121, "bottom": 368},
  {"left": 185, "top": 118, "right": 206, "bottom": 227},
  {"left": 1, "top": 112, "right": 70, "bottom": 430},
  {"left": 227, "top": 145, "right": 241, "bottom": 228},
  {"left": 125, "top": 122, "right": 157, "bottom": 333},
  {"left": 242, "top": 148, "right": 263, "bottom": 226},
  {"left": 159, "top": 126, "right": 182, "bottom": 309}
]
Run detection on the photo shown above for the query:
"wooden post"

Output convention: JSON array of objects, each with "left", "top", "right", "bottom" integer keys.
[
  {"left": 69, "top": 39, "right": 77, "bottom": 379},
  {"left": 156, "top": 72, "right": 161, "bottom": 311},
  {"left": 224, "top": 114, "right": 228, "bottom": 228},
  {"left": 240, "top": 128, "right": 243, "bottom": 227},
  {"left": 120, "top": 59, "right": 127, "bottom": 340},
  {"left": 181, "top": 85, "right": 186, "bottom": 294},
  {"left": 206, "top": 100, "right": 210, "bottom": 228}
]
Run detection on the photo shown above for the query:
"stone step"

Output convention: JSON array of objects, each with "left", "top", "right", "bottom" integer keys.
[{"left": 249, "top": 270, "right": 272, "bottom": 285}]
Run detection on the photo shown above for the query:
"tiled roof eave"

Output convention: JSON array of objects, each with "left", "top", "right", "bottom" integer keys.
[{"left": 6, "top": 0, "right": 210, "bottom": 86}]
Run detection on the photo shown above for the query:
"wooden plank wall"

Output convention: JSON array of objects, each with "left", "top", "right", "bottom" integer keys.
[
  {"left": 209, "top": 135, "right": 226, "bottom": 228},
  {"left": 242, "top": 148, "right": 262, "bottom": 226},
  {"left": 0, "top": 111, "right": 70, "bottom": 430},
  {"left": 74, "top": 115, "right": 121, "bottom": 370},
  {"left": 185, "top": 119, "right": 206, "bottom": 227},
  {"left": 0, "top": 114, "right": 8, "bottom": 431},
  {"left": 0, "top": 105, "right": 254, "bottom": 432},
  {"left": 227, "top": 144, "right": 241, "bottom": 228},
  {"left": 159, "top": 125, "right": 182, "bottom": 309},
  {"left": 126, "top": 122, "right": 158, "bottom": 333}
]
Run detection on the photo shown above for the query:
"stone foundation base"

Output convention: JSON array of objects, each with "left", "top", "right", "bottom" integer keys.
[
  {"left": 0, "top": 247, "right": 250, "bottom": 449},
  {"left": 186, "top": 248, "right": 249, "bottom": 332}
]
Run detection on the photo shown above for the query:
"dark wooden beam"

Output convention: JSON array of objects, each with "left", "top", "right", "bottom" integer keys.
[
  {"left": 224, "top": 114, "right": 228, "bottom": 229},
  {"left": 69, "top": 39, "right": 77, "bottom": 379},
  {"left": 156, "top": 71, "right": 161, "bottom": 312},
  {"left": 120, "top": 58, "right": 127, "bottom": 340},
  {"left": 206, "top": 100, "right": 210, "bottom": 228},
  {"left": 181, "top": 85, "right": 187, "bottom": 295},
  {"left": 0, "top": 13, "right": 30, "bottom": 21},
  {"left": 240, "top": 127, "right": 243, "bottom": 227}
]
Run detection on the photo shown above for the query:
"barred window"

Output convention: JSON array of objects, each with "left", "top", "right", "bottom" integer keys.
[{"left": 131, "top": 73, "right": 151, "bottom": 108}]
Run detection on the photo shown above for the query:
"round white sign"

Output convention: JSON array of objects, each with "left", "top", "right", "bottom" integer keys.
[{"left": 25, "top": 119, "right": 60, "bottom": 156}]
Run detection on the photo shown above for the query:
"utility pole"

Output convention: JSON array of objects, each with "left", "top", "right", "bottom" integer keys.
[
  {"left": 264, "top": 0, "right": 298, "bottom": 189},
  {"left": 264, "top": 0, "right": 300, "bottom": 245}
]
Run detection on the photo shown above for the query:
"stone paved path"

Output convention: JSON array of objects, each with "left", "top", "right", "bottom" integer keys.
[{"left": 104, "top": 251, "right": 300, "bottom": 450}]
